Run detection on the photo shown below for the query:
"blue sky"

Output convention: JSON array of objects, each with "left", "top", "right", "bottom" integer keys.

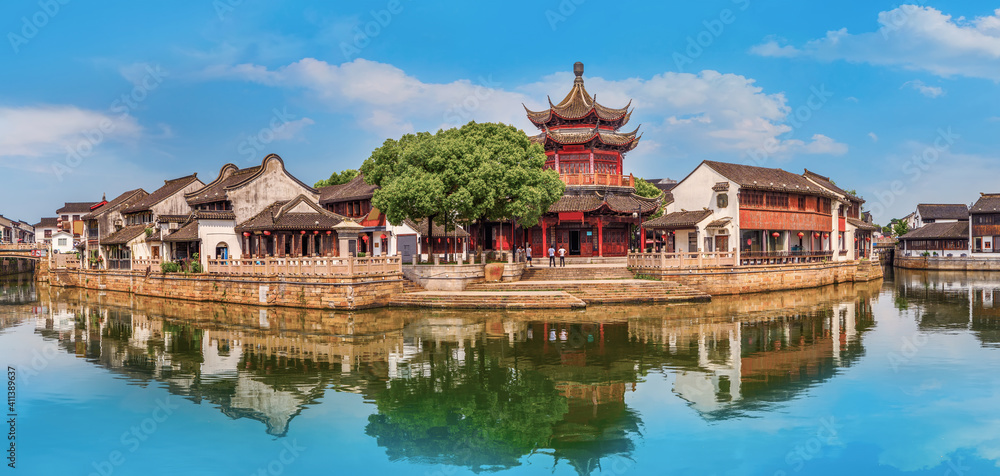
[{"left": 2, "top": 0, "right": 998, "bottom": 224}]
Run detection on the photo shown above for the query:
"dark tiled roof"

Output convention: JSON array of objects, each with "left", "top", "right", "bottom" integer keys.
[
  {"left": 82, "top": 189, "right": 148, "bottom": 220},
  {"left": 237, "top": 196, "right": 345, "bottom": 232},
  {"left": 318, "top": 174, "right": 378, "bottom": 204},
  {"left": 101, "top": 225, "right": 148, "bottom": 245},
  {"left": 56, "top": 202, "right": 99, "bottom": 214},
  {"left": 530, "top": 127, "right": 640, "bottom": 152},
  {"left": 145, "top": 229, "right": 161, "bottom": 242},
  {"left": 702, "top": 161, "right": 834, "bottom": 197},
  {"left": 846, "top": 217, "right": 880, "bottom": 232},
  {"left": 898, "top": 222, "right": 968, "bottom": 241},
  {"left": 405, "top": 218, "right": 469, "bottom": 238},
  {"left": 123, "top": 174, "right": 201, "bottom": 214},
  {"left": 157, "top": 215, "right": 189, "bottom": 223},
  {"left": 163, "top": 221, "right": 199, "bottom": 242},
  {"left": 707, "top": 218, "right": 732, "bottom": 228},
  {"left": 186, "top": 164, "right": 261, "bottom": 206},
  {"left": 548, "top": 190, "right": 659, "bottom": 214},
  {"left": 643, "top": 210, "right": 714, "bottom": 229},
  {"left": 34, "top": 217, "right": 58, "bottom": 228},
  {"left": 917, "top": 204, "right": 969, "bottom": 220},
  {"left": 971, "top": 194, "right": 1000, "bottom": 213},
  {"left": 193, "top": 210, "right": 236, "bottom": 220},
  {"left": 803, "top": 169, "right": 862, "bottom": 203},
  {"left": 712, "top": 182, "right": 730, "bottom": 192},
  {"left": 651, "top": 179, "right": 678, "bottom": 192}
]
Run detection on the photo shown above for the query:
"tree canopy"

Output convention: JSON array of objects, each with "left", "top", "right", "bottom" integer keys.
[
  {"left": 314, "top": 169, "right": 359, "bottom": 188},
  {"left": 360, "top": 122, "right": 565, "bottom": 235},
  {"left": 633, "top": 178, "right": 662, "bottom": 199},
  {"left": 892, "top": 220, "right": 910, "bottom": 237}
]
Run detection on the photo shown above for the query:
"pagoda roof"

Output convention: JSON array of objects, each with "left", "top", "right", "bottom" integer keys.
[
  {"left": 524, "top": 62, "right": 633, "bottom": 127},
  {"left": 548, "top": 189, "right": 660, "bottom": 214},
  {"left": 531, "top": 126, "right": 641, "bottom": 152}
]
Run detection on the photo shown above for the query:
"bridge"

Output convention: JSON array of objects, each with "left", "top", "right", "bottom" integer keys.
[{"left": 0, "top": 243, "right": 49, "bottom": 277}]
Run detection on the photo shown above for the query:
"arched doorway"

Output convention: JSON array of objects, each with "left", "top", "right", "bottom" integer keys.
[{"left": 215, "top": 242, "right": 229, "bottom": 260}]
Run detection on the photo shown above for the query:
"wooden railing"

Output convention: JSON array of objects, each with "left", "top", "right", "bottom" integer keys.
[
  {"left": 628, "top": 251, "right": 737, "bottom": 269},
  {"left": 206, "top": 255, "right": 402, "bottom": 276},
  {"left": 559, "top": 173, "right": 634, "bottom": 188}
]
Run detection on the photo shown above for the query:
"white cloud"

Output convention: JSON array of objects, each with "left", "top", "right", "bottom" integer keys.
[
  {"left": 869, "top": 132, "right": 879, "bottom": 142},
  {"left": 751, "top": 6, "right": 1000, "bottom": 80},
  {"left": 271, "top": 117, "right": 315, "bottom": 141},
  {"left": 902, "top": 80, "right": 945, "bottom": 98},
  {"left": 205, "top": 59, "right": 848, "bottom": 163},
  {"left": 0, "top": 106, "right": 142, "bottom": 159}
]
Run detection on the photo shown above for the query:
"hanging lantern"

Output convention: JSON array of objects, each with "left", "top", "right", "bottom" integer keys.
[
  {"left": 437, "top": 237, "right": 441, "bottom": 243},
  {"left": 458, "top": 238, "right": 462, "bottom": 244},
  {"left": 854, "top": 237, "right": 858, "bottom": 242},
  {"left": 824, "top": 233, "right": 829, "bottom": 238},
  {"left": 300, "top": 230, "right": 306, "bottom": 235},
  {"left": 747, "top": 238, "right": 752, "bottom": 246},
  {"left": 797, "top": 232, "right": 804, "bottom": 238},
  {"left": 242, "top": 232, "right": 250, "bottom": 237},
  {"left": 361, "top": 235, "right": 368, "bottom": 241},
  {"left": 814, "top": 232, "right": 820, "bottom": 238},
  {"left": 772, "top": 232, "right": 780, "bottom": 238},
  {"left": 380, "top": 234, "right": 387, "bottom": 240},
  {"left": 263, "top": 230, "right": 271, "bottom": 236},
  {"left": 326, "top": 231, "right": 332, "bottom": 235},
  {"left": 313, "top": 230, "right": 319, "bottom": 235},
  {"left": 447, "top": 238, "right": 451, "bottom": 243}
]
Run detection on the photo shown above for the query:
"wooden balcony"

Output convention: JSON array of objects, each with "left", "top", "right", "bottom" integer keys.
[
  {"left": 559, "top": 173, "right": 634, "bottom": 188},
  {"left": 206, "top": 255, "right": 402, "bottom": 276}
]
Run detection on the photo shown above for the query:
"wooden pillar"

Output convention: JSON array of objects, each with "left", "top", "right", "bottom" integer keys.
[
  {"left": 597, "top": 217, "right": 604, "bottom": 257},
  {"left": 554, "top": 153, "right": 560, "bottom": 173},
  {"left": 541, "top": 219, "right": 548, "bottom": 255}
]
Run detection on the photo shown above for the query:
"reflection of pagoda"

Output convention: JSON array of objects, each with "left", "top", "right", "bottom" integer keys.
[{"left": 477, "top": 63, "right": 660, "bottom": 257}]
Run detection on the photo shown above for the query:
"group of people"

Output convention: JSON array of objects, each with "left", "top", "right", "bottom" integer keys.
[{"left": 516, "top": 244, "right": 567, "bottom": 267}]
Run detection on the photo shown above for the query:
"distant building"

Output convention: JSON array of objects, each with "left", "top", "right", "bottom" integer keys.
[
  {"left": 34, "top": 217, "right": 59, "bottom": 245},
  {"left": 51, "top": 230, "right": 75, "bottom": 254},
  {"left": 55, "top": 202, "right": 98, "bottom": 240},
  {"left": 970, "top": 193, "right": 1000, "bottom": 256},
  {"left": 897, "top": 222, "right": 969, "bottom": 258},
  {"left": 911, "top": 203, "right": 969, "bottom": 228},
  {"left": 81, "top": 189, "right": 148, "bottom": 268}
]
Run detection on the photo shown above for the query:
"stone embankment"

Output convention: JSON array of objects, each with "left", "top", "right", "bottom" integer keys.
[{"left": 895, "top": 256, "right": 1000, "bottom": 271}]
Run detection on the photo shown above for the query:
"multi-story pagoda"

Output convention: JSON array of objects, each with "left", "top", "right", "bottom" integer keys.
[{"left": 521, "top": 62, "right": 660, "bottom": 258}]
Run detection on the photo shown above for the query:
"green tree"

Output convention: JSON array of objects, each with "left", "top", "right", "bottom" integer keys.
[
  {"left": 634, "top": 178, "right": 662, "bottom": 199},
  {"left": 893, "top": 221, "right": 910, "bottom": 237},
  {"left": 361, "top": 122, "right": 565, "bottom": 245},
  {"left": 314, "top": 169, "right": 359, "bottom": 188}
]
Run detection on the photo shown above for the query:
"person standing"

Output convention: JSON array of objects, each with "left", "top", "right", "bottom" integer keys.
[
  {"left": 526, "top": 244, "right": 533, "bottom": 267},
  {"left": 548, "top": 245, "right": 556, "bottom": 267},
  {"left": 558, "top": 245, "right": 567, "bottom": 267}
]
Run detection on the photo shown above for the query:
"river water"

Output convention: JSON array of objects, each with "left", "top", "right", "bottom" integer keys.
[{"left": 1, "top": 269, "right": 999, "bottom": 475}]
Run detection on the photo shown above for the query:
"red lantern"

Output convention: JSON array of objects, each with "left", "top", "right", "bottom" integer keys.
[
  {"left": 772, "top": 232, "right": 780, "bottom": 238},
  {"left": 797, "top": 232, "right": 804, "bottom": 238},
  {"left": 747, "top": 239, "right": 752, "bottom": 246},
  {"left": 824, "top": 233, "right": 829, "bottom": 238},
  {"left": 447, "top": 238, "right": 451, "bottom": 243},
  {"left": 263, "top": 230, "right": 271, "bottom": 236},
  {"left": 300, "top": 230, "right": 306, "bottom": 235},
  {"left": 854, "top": 237, "right": 858, "bottom": 242},
  {"left": 361, "top": 235, "right": 368, "bottom": 241},
  {"left": 326, "top": 231, "right": 332, "bottom": 235},
  {"left": 243, "top": 232, "right": 250, "bottom": 237},
  {"left": 313, "top": 230, "right": 319, "bottom": 235},
  {"left": 380, "top": 234, "right": 387, "bottom": 240},
  {"left": 814, "top": 232, "right": 820, "bottom": 238},
  {"left": 437, "top": 238, "right": 441, "bottom": 243}
]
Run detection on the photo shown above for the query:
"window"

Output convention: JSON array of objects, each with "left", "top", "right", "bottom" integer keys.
[
  {"left": 61, "top": 215, "right": 68, "bottom": 221},
  {"left": 57, "top": 238, "right": 67, "bottom": 246},
  {"left": 798, "top": 196, "right": 806, "bottom": 210},
  {"left": 73, "top": 215, "right": 80, "bottom": 221},
  {"left": 717, "top": 194, "right": 728, "bottom": 208}
]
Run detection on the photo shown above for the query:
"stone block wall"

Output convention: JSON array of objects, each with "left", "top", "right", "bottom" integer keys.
[
  {"left": 895, "top": 256, "right": 1000, "bottom": 271},
  {"left": 48, "top": 269, "right": 402, "bottom": 310},
  {"left": 638, "top": 260, "right": 883, "bottom": 296}
]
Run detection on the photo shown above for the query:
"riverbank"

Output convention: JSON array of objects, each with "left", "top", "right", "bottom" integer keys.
[{"left": 894, "top": 255, "right": 1000, "bottom": 271}]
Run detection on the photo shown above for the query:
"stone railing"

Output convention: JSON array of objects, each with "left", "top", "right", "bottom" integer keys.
[
  {"left": 206, "top": 255, "right": 402, "bottom": 276},
  {"left": 628, "top": 251, "right": 737, "bottom": 269},
  {"left": 740, "top": 250, "right": 834, "bottom": 266},
  {"left": 0, "top": 243, "right": 45, "bottom": 251},
  {"left": 52, "top": 253, "right": 81, "bottom": 269},
  {"left": 133, "top": 258, "right": 162, "bottom": 270}
]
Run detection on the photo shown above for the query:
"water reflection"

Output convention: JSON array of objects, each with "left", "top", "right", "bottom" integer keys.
[
  {"left": 10, "top": 280, "right": 891, "bottom": 474},
  {"left": 895, "top": 268, "right": 1000, "bottom": 347}
]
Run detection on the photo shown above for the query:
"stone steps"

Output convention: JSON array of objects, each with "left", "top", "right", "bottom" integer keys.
[
  {"left": 400, "top": 277, "right": 424, "bottom": 293},
  {"left": 468, "top": 280, "right": 710, "bottom": 304},
  {"left": 389, "top": 291, "right": 586, "bottom": 309},
  {"left": 521, "top": 266, "right": 635, "bottom": 281}
]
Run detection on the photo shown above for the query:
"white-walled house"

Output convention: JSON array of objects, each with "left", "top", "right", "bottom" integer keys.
[
  {"left": 911, "top": 204, "right": 969, "bottom": 228},
  {"left": 50, "top": 231, "right": 75, "bottom": 254}
]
